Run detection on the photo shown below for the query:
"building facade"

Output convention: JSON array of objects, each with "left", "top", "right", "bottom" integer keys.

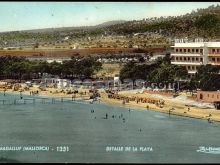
[
  {"left": 171, "top": 39, "right": 220, "bottom": 76},
  {"left": 197, "top": 90, "right": 220, "bottom": 109}
]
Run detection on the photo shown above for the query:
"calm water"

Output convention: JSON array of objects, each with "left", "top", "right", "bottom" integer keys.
[{"left": 0, "top": 92, "right": 220, "bottom": 163}]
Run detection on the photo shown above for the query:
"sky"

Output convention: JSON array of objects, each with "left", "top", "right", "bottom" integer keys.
[{"left": 0, "top": 2, "right": 219, "bottom": 32}]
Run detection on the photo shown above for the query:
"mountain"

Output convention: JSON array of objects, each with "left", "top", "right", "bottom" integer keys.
[
  {"left": 103, "top": 4, "right": 220, "bottom": 40},
  {"left": 95, "top": 20, "right": 127, "bottom": 28},
  {"left": 3, "top": 20, "right": 127, "bottom": 34},
  {"left": 0, "top": 4, "right": 220, "bottom": 47}
]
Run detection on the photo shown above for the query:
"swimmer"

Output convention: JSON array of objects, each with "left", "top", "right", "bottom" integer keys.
[{"left": 208, "top": 118, "right": 212, "bottom": 123}]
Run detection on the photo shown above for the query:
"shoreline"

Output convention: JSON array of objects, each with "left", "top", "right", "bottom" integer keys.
[
  {"left": 101, "top": 98, "right": 217, "bottom": 123},
  {"left": 1, "top": 88, "right": 220, "bottom": 123},
  {"left": 99, "top": 92, "right": 220, "bottom": 123}
]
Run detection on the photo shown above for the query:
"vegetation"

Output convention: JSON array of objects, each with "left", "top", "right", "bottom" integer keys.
[
  {"left": 1, "top": 4, "right": 220, "bottom": 47},
  {"left": 0, "top": 56, "right": 102, "bottom": 81},
  {"left": 119, "top": 54, "right": 188, "bottom": 83},
  {"left": 190, "top": 64, "right": 220, "bottom": 91},
  {"left": 105, "top": 5, "right": 220, "bottom": 39}
]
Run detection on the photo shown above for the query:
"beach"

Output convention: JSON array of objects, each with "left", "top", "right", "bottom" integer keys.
[
  {"left": 1, "top": 84, "right": 220, "bottom": 163},
  {"left": 1, "top": 84, "right": 220, "bottom": 123},
  {"left": 100, "top": 90, "right": 220, "bottom": 123},
  {"left": 0, "top": 89, "right": 220, "bottom": 163}
]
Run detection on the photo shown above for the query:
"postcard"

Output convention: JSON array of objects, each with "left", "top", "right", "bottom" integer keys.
[{"left": 0, "top": 1, "right": 220, "bottom": 163}]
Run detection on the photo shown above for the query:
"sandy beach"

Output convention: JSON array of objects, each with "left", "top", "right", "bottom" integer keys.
[
  {"left": 99, "top": 90, "right": 220, "bottom": 123},
  {"left": 1, "top": 84, "right": 220, "bottom": 123}
]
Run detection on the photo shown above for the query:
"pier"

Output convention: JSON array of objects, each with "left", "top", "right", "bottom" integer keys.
[{"left": 0, "top": 95, "right": 91, "bottom": 105}]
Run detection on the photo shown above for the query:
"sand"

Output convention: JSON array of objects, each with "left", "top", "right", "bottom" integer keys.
[
  {"left": 1, "top": 85, "right": 220, "bottom": 123},
  {"left": 99, "top": 90, "right": 220, "bottom": 123}
]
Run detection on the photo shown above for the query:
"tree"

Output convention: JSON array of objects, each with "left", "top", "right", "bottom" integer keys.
[
  {"left": 193, "top": 64, "right": 220, "bottom": 91},
  {"left": 138, "top": 56, "right": 145, "bottom": 63}
]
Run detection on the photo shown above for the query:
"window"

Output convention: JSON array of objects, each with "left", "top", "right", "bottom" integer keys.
[
  {"left": 212, "top": 49, "right": 216, "bottom": 53},
  {"left": 196, "top": 57, "right": 198, "bottom": 61},
  {"left": 180, "top": 57, "right": 182, "bottom": 61},
  {"left": 192, "top": 49, "right": 194, "bottom": 53},
  {"left": 212, "top": 58, "right": 215, "bottom": 62},
  {"left": 176, "top": 57, "right": 179, "bottom": 61},
  {"left": 196, "top": 49, "right": 199, "bottom": 53},
  {"left": 192, "top": 66, "right": 195, "bottom": 70},
  {"left": 184, "top": 49, "right": 186, "bottom": 53},
  {"left": 180, "top": 49, "right": 182, "bottom": 52},
  {"left": 188, "top": 49, "right": 190, "bottom": 52},
  {"left": 176, "top": 49, "right": 179, "bottom": 52},
  {"left": 200, "top": 58, "right": 203, "bottom": 62},
  {"left": 192, "top": 57, "right": 195, "bottom": 61},
  {"left": 188, "top": 57, "right": 190, "bottom": 61},
  {"left": 200, "top": 49, "right": 203, "bottom": 53},
  {"left": 184, "top": 57, "right": 187, "bottom": 61},
  {"left": 217, "top": 58, "right": 220, "bottom": 62}
]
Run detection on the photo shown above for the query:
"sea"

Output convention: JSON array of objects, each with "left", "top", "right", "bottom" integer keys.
[{"left": 0, "top": 92, "right": 220, "bottom": 163}]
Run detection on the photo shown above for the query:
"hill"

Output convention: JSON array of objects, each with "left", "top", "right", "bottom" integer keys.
[
  {"left": 104, "top": 4, "right": 220, "bottom": 40},
  {"left": 0, "top": 4, "right": 220, "bottom": 48}
]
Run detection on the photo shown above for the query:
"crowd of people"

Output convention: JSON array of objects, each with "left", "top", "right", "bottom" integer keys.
[{"left": 107, "top": 93, "right": 165, "bottom": 107}]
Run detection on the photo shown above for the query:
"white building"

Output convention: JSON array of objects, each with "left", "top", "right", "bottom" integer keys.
[
  {"left": 56, "top": 79, "right": 71, "bottom": 89},
  {"left": 171, "top": 39, "right": 220, "bottom": 76},
  {"left": 36, "top": 78, "right": 71, "bottom": 89}
]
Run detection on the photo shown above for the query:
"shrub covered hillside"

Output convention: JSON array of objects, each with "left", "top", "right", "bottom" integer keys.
[
  {"left": 0, "top": 4, "right": 220, "bottom": 47},
  {"left": 104, "top": 4, "right": 220, "bottom": 40}
]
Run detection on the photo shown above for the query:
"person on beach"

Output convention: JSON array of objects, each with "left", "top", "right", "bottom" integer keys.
[
  {"left": 106, "top": 113, "right": 108, "bottom": 119},
  {"left": 20, "top": 91, "right": 23, "bottom": 99},
  {"left": 188, "top": 107, "right": 190, "bottom": 111},
  {"left": 168, "top": 109, "right": 171, "bottom": 116},
  {"left": 146, "top": 105, "right": 149, "bottom": 110}
]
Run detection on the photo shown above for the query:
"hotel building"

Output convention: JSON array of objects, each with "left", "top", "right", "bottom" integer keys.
[{"left": 171, "top": 39, "right": 220, "bottom": 76}]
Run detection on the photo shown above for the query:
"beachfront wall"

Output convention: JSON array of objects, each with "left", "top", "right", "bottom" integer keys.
[{"left": 197, "top": 91, "right": 220, "bottom": 103}]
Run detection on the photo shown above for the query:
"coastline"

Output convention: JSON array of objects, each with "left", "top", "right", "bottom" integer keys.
[
  {"left": 1, "top": 87, "right": 220, "bottom": 123},
  {"left": 99, "top": 91, "right": 220, "bottom": 123}
]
